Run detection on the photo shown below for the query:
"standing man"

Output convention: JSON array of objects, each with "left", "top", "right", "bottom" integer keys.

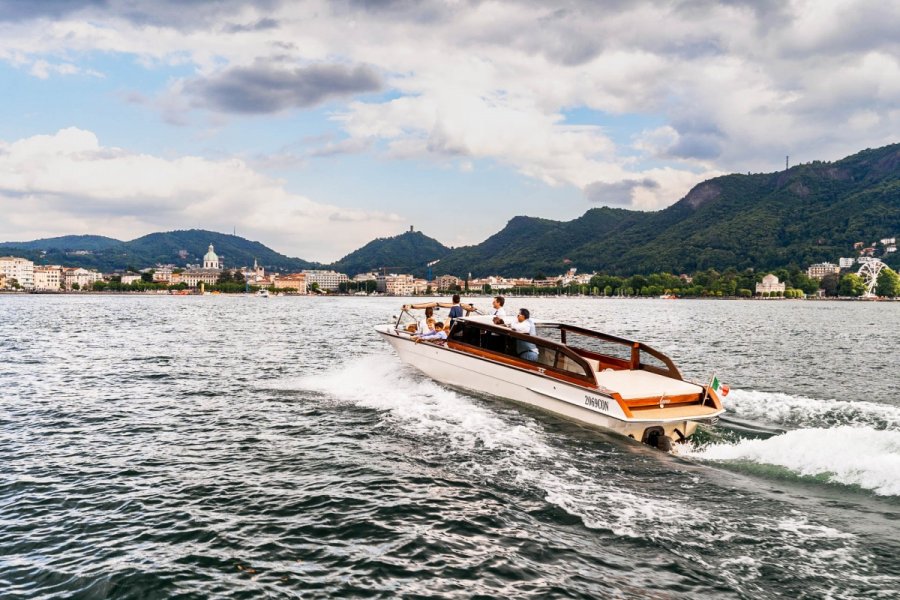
[
  {"left": 510, "top": 308, "right": 538, "bottom": 361},
  {"left": 448, "top": 294, "right": 464, "bottom": 327}
]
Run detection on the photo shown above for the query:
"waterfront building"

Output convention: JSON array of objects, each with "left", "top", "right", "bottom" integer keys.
[
  {"left": 377, "top": 273, "right": 416, "bottom": 295},
  {"left": 807, "top": 262, "right": 840, "bottom": 280},
  {"left": 303, "top": 269, "right": 349, "bottom": 291},
  {"left": 121, "top": 273, "right": 143, "bottom": 285},
  {"left": 33, "top": 266, "right": 64, "bottom": 291},
  {"left": 436, "top": 275, "right": 460, "bottom": 291},
  {"left": 0, "top": 256, "right": 34, "bottom": 289},
  {"left": 275, "top": 273, "right": 308, "bottom": 294},
  {"left": 756, "top": 274, "right": 786, "bottom": 295},
  {"left": 151, "top": 266, "right": 174, "bottom": 283},
  {"left": 203, "top": 245, "right": 222, "bottom": 270},
  {"left": 63, "top": 267, "right": 102, "bottom": 290},
  {"left": 839, "top": 257, "right": 856, "bottom": 268},
  {"left": 353, "top": 272, "right": 378, "bottom": 282},
  {"left": 181, "top": 270, "right": 220, "bottom": 288},
  {"left": 175, "top": 243, "right": 226, "bottom": 287},
  {"left": 240, "top": 259, "right": 266, "bottom": 284},
  {"left": 533, "top": 278, "right": 562, "bottom": 288}
]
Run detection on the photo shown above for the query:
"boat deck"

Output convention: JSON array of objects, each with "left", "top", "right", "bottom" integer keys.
[{"left": 590, "top": 365, "right": 703, "bottom": 400}]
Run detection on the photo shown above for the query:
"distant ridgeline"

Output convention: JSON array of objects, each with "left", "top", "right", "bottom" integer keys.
[
  {"left": 0, "top": 230, "right": 320, "bottom": 273},
  {"left": 2, "top": 143, "right": 898, "bottom": 276}
]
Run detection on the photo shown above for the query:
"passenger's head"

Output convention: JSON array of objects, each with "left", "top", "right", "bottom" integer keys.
[
  {"left": 493, "top": 296, "right": 505, "bottom": 308},
  {"left": 518, "top": 308, "right": 530, "bottom": 321},
  {"left": 425, "top": 307, "right": 434, "bottom": 317},
  {"left": 426, "top": 317, "right": 436, "bottom": 327},
  {"left": 435, "top": 321, "right": 445, "bottom": 330},
  {"left": 452, "top": 294, "right": 460, "bottom": 304}
]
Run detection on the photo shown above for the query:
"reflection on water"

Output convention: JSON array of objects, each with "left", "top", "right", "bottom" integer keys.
[{"left": 1, "top": 295, "right": 898, "bottom": 598}]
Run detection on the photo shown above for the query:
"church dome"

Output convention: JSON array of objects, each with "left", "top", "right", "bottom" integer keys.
[{"left": 203, "top": 244, "right": 221, "bottom": 269}]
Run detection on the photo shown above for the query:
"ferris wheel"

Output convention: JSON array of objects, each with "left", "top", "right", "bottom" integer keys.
[{"left": 857, "top": 259, "right": 886, "bottom": 297}]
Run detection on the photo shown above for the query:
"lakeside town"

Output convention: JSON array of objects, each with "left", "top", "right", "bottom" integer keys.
[{"left": 1, "top": 237, "right": 899, "bottom": 299}]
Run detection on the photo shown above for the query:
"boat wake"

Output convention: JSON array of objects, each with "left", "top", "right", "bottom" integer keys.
[
  {"left": 289, "top": 358, "right": 892, "bottom": 595},
  {"left": 289, "top": 356, "right": 708, "bottom": 537},
  {"left": 722, "top": 388, "right": 900, "bottom": 430},
  {"left": 684, "top": 388, "right": 900, "bottom": 497}
]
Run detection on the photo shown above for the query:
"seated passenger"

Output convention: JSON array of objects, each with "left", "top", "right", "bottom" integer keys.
[
  {"left": 509, "top": 308, "right": 538, "bottom": 361},
  {"left": 405, "top": 306, "right": 435, "bottom": 333},
  {"left": 415, "top": 307, "right": 435, "bottom": 334},
  {"left": 413, "top": 321, "right": 447, "bottom": 344},
  {"left": 490, "top": 295, "right": 507, "bottom": 324}
]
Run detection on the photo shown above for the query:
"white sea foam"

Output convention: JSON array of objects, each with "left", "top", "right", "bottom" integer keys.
[
  {"left": 722, "top": 388, "right": 900, "bottom": 430},
  {"left": 540, "top": 474, "right": 708, "bottom": 538},
  {"left": 684, "top": 426, "right": 900, "bottom": 496},
  {"left": 293, "top": 357, "right": 705, "bottom": 537},
  {"left": 292, "top": 356, "right": 553, "bottom": 458}
]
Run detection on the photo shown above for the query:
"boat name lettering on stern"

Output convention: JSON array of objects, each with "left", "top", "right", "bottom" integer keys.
[{"left": 584, "top": 395, "right": 609, "bottom": 412}]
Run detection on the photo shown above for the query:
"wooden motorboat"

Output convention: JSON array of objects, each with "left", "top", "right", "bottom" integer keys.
[{"left": 375, "top": 302, "right": 725, "bottom": 450}]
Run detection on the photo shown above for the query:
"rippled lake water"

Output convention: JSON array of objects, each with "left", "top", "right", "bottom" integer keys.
[{"left": 1, "top": 295, "right": 898, "bottom": 598}]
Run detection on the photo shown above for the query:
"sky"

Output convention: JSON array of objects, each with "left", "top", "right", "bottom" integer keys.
[{"left": 0, "top": 0, "right": 898, "bottom": 262}]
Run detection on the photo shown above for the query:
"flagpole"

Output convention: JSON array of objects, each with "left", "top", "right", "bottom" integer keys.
[{"left": 701, "top": 373, "right": 714, "bottom": 406}]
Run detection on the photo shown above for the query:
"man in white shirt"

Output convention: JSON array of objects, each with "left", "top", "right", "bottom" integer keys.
[
  {"left": 491, "top": 296, "right": 506, "bottom": 316},
  {"left": 509, "top": 308, "right": 538, "bottom": 361}
]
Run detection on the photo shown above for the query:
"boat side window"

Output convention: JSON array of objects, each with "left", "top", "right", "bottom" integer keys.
[
  {"left": 535, "top": 346, "right": 556, "bottom": 368},
  {"left": 555, "top": 351, "right": 588, "bottom": 376},
  {"left": 532, "top": 340, "right": 590, "bottom": 379}
]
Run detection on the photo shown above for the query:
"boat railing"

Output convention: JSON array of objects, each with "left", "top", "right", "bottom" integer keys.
[{"left": 551, "top": 323, "right": 684, "bottom": 380}]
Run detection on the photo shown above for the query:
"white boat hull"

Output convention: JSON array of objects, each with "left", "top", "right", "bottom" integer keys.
[{"left": 376, "top": 325, "right": 715, "bottom": 444}]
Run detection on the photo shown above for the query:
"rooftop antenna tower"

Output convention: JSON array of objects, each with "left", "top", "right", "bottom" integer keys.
[{"left": 785, "top": 155, "right": 789, "bottom": 170}]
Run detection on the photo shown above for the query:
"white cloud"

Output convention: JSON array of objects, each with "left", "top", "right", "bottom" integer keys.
[
  {"left": 0, "top": 0, "right": 898, "bottom": 216},
  {"left": 0, "top": 128, "right": 403, "bottom": 261}
]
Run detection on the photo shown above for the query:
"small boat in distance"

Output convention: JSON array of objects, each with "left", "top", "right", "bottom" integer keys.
[
  {"left": 256, "top": 289, "right": 270, "bottom": 298},
  {"left": 375, "top": 302, "right": 725, "bottom": 451}
]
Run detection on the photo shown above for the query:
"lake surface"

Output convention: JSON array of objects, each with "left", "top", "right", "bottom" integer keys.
[{"left": 1, "top": 295, "right": 898, "bottom": 599}]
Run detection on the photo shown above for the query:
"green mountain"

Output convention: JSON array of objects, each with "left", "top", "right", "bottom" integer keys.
[
  {"left": 0, "top": 235, "right": 122, "bottom": 252},
  {"left": 331, "top": 230, "right": 450, "bottom": 277},
  {"left": 123, "top": 230, "right": 318, "bottom": 272},
  {"left": 435, "top": 143, "right": 900, "bottom": 276},
  {"left": 4, "top": 143, "right": 899, "bottom": 277},
  {"left": 1, "top": 229, "right": 319, "bottom": 273}
]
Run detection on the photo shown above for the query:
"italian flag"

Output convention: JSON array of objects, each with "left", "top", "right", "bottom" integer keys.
[{"left": 710, "top": 376, "right": 730, "bottom": 397}]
